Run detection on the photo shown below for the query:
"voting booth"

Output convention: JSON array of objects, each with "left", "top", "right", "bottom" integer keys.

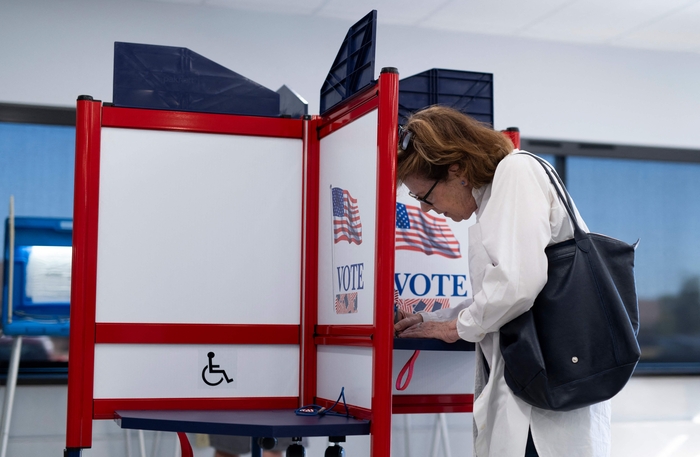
[
  {"left": 65, "top": 10, "right": 488, "bottom": 457},
  {"left": 65, "top": 11, "right": 394, "bottom": 457},
  {"left": 64, "top": 94, "right": 396, "bottom": 454}
]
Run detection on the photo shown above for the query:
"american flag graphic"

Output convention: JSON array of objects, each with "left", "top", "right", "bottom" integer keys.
[
  {"left": 335, "top": 292, "right": 358, "bottom": 314},
  {"left": 332, "top": 187, "right": 362, "bottom": 244},
  {"left": 394, "top": 289, "right": 450, "bottom": 314},
  {"left": 395, "top": 203, "right": 461, "bottom": 258}
]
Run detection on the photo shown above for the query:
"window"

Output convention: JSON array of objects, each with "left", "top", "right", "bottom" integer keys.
[
  {"left": 523, "top": 139, "right": 700, "bottom": 374},
  {"left": 0, "top": 103, "right": 75, "bottom": 384}
]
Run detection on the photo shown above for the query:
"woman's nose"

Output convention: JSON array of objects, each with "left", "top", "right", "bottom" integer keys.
[{"left": 419, "top": 202, "right": 432, "bottom": 213}]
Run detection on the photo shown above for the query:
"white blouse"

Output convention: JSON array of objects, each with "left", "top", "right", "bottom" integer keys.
[{"left": 421, "top": 151, "right": 611, "bottom": 457}]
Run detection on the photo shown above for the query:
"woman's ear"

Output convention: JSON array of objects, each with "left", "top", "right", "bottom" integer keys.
[
  {"left": 447, "top": 164, "right": 465, "bottom": 181},
  {"left": 448, "top": 164, "right": 470, "bottom": 187}
]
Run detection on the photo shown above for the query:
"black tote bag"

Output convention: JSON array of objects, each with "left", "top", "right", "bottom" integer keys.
[{"left": 499, "top": 152, "right": 641, "bottom": 411}]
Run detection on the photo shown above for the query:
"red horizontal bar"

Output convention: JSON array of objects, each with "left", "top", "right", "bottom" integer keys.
[
  {"left": 392, "top": 394, "right": 474, "bottom": 414},
  {"left": 95, "top": 323, "right": 299, "bottom": 345},
  {"left": 315, "top": 325, "right": 374, "bottom": 337},
  {"left": 315, "top": 397, "right": 373, "bottom": 421},
  {"left": 93, "top": 397, "right": 299, "bottom": 420},
  {"left": 317, "top": 84, "right": 379, "bottom": 139},
  {"left": 102, "top": 106, "right": 303, "bottom": 139},
  {"left": 314, "top": 336, "right": 373, "bottom": 347}
]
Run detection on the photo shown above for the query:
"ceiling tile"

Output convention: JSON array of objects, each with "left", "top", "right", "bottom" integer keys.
[
  {"left": 611, "top": 1, "right": 700, "bottom": 52},
  {"left": 142, "top": 0, "right": 700, "bottom": 54},
  {"left": 145, "top": 0, "right": 206, "bottom": 5},
  {"left": 420, "top": 0, "right": 576, "bottom": 35},
  {"left": 314, "top": 0, "right": 443, "bottom": 25},
  {"left": 519, "top": 0, "right": 697, "bottom": 45},
  {"left": 204, "top": 0, "right": 326, "bottom": 15}
]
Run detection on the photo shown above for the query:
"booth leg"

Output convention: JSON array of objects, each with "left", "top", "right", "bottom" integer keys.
[
  {"left": 439, "top": 413, "right": 452, "bottom": 457},
  {"left": 403, "top": 414, "right": 412, "bottom": 457},
  {"left": 0, "top": 336, "right": 22, "bottom": 457},
  {"left": 429, "top": 414, "right": 440, "bottom": 457},
  {"left": 126, "top": 429, "right": 133, "bottom": 457},
  {"left": 138, "top": 430, "right": 147, "bottom": 457},
  {"left": 251, "top": 437, "right": 262, "bottom": 457},
  {"left": 176, "top": 432, "right": 193, "bottom": 457},
  {"left": 429, "top": 413, "right": 452, "bottom": 457},
  {"left": 64, "top": 447, "right": 83, "bottom": 457},
  {"left": 151, "top": 430, "right": 162, "bottom": 456}
]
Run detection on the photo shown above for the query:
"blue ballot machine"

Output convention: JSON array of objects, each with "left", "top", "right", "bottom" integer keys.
[
  {"left": 2, "top": 216, "right": 72, "bottom": 337},
  {"left": 2, "top": 212, "right": 72, "bottom": 457}
]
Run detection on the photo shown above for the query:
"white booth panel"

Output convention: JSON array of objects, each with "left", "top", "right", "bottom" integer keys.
[
  {"left": 317, "top": 346, "right": 373, "bottom": 409},
  {"left": 392, "top": 350, "right": 475, "bottom": 395},
  {"left": 96, "top": 128, "right": 303, "bottom": 324},
  {"left": 93, "top": 344, "right": 299, "bottom": 399},
  {"left": 318, "top": 112, "right": 378, "bottom": 326},
  {"left": 394, "top": 187, "right": 474, "bottom": 310}
]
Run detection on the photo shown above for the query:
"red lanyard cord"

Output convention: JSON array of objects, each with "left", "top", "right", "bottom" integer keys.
[{"left": 395, "top": 350, "right": 421, "bottom": 391}]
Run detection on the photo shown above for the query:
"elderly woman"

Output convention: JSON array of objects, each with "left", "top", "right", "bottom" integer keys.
[{"left": 394, "top": 106, "right": 609, "bottom": 457}]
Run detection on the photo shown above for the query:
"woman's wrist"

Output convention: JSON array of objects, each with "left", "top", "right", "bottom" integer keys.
[{"left": 444, "top": 319, "right": 460, "bottom": 343}]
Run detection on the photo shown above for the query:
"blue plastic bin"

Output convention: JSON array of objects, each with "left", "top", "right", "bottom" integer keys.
[
  {"left": 113, "top": 42, "right": 280, "bottom": 117},
  {"left": 399, "top": 68, "right": 494, "bottom": 126}
]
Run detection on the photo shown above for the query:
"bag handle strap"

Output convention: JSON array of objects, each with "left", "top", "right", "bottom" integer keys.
[{"left": 516, "top": 152, "right": 586, "bottom": 239}]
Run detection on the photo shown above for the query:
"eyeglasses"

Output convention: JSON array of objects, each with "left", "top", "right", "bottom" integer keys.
[
  {"left": 408, "top": 179, "right": 439, "bottom": 206},
  {"left": 398, "top": 125, "right": 413, "bottom": 150}
]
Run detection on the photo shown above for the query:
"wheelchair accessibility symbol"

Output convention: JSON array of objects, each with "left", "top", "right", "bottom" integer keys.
[{"left": 202, "top": 351, "right": 234, "bottom": 386}]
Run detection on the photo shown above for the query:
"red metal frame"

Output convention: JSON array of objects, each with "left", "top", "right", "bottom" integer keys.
[
  {"left": 372, "top": 69, "right": 399, "bottom": 457},
  {"left": 315, "top": 325, "right": 374, "bottom": 336},
  {"left": 94, "top": 323, "right": 299, "bottom": 344},
  {"left": 392, "top": 394, "right": 474, "bottom": 414},
  {"left": 66, "top": 98, "right": 102, "bottom": 448},
  {"left": 314, "top": 336, "right": 373, "bottom": 347},
  {"left": 102, "top": 106, "right": 303, "bottom": 138},
  {"left": 317, "top": 83, "right": 380, "bottom": 139},
  {"left": 93, "top": 397, "right": 299, "bottom": 420},
  {"left": 301, "top": 116, "right": 320, "bottom": 407}
]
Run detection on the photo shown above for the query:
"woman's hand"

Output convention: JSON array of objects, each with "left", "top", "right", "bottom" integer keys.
[
  {"left": 394, "top": 309, "right": 423, "bottom": 333},
  {"left": 397, "top": 318, "right": 461, "bottom": 343}
]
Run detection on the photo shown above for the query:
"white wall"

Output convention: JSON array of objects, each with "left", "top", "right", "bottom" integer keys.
[
  {"left": 2, "top": 0, "right": 700, "bottom": 149},
  {"left": 2, "top": 1, "right": 700, "bottom": 456}
]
